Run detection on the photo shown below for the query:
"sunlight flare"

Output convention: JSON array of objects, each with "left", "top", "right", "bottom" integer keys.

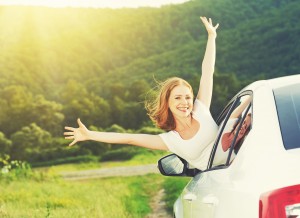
[{"left": 0, "top": 0, "right": 189, "bottom": 8}]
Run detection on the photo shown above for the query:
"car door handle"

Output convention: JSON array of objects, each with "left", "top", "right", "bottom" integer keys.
[
  {"left": 183, "top": 193, "right": 197, "bottom": 201},
  {"left": 202, "top": 194, "right": 219, "bottom": 205}
]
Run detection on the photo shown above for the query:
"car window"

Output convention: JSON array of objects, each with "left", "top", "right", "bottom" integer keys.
[
  {"left": 210, "top": 94, "right": 252, "bottom": 168},
  {"left": 273, "top": 83, "right": 300, "bottom": 150}
]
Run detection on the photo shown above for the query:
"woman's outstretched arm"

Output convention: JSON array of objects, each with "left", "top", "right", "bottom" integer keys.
[
  {"left": 197, "top": 17, "right": 219, "bottom": 108},
  {"left": 64, "top": 118, "right": 168, "bottom": 151}
]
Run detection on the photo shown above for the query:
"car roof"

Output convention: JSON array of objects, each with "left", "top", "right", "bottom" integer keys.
[
  {"left": 239, "top": 74, "right": 300, "bottom": 93},
  {"left": 266, "top": 74, "right": 300, "bottom": 89}
]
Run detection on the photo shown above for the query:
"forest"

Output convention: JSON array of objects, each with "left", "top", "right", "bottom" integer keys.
[{"left": 0, "top": 0, "right": 299, "bottom": 165}]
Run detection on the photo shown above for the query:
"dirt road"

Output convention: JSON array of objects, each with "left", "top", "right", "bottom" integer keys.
[{"left": 60, "top": 164, "right": 159, "bottom": 180}]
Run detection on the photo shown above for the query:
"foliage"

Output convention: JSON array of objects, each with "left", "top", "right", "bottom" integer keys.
[
  {"left": 0, "top": 154, "right": 52, "bottom": 182},
  {"left": 10, "top": 123, "right": 52, "bottom": 160},
  {"left": 100, "top": 147, "right": 142, "bottom": 161},
  {"left": 31, "top": 155, "right": 100, "bottom": 167},
  {"left": 0, "top": 86, "right": 64, "bottom": 137},
  {"left": 0, "top": 132, "right": 12, "bottom": 154}
]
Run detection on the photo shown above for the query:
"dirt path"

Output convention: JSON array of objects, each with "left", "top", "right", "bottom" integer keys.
[
  {"left": 146, "top": 189, "right": 172, "bottom": 218},
  {"left": 60, "top": 164, "right": 159, "bottom": 180},
  {"left": 60, "top": 164, "right": 172, "bottom": 217}
]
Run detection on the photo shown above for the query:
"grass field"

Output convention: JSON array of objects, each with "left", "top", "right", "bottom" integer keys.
[
  {"left": 0, "top": 174, "right": 166, "bottom": 218},
  {"left": 0, "top": 151, "right": 190, "bottom": 218}
]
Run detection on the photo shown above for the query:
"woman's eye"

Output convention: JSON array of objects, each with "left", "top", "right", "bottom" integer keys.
[{"left": 175, "top": 97, "right": 180, "bottom": 100}]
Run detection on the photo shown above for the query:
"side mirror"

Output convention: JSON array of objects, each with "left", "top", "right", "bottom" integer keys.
[{"left": 157, "top": 154, "right": 200, "bottom": 177}]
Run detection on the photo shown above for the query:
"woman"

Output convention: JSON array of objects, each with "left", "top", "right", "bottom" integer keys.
[{"left": 64, "top": 17, "right": 219, "bottom": 170}]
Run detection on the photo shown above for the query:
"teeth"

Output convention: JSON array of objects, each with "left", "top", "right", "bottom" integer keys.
[{"left": 178, "top": 107, "right": 189, "bottom": 110}]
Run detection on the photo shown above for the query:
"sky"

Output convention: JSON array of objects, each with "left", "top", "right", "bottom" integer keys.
[{"left": 0, "top": 0, "right": 190, "bottom": 8}]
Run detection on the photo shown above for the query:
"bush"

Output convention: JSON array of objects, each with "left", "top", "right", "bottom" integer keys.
[
  {"left": 101, "top": 147, "right": 141, "bottom": 161},
  {"left": 0, "top": 154, "right": 33, "bottom": 181},
  {"left": 136, "top": 126, "right": 165, "bottom": 134},
  {"left": 28, "top": 145, "right": 93, "bottom": 163},
  {"left": 31, "top": 155, "right": 100, "bottom": 167}
]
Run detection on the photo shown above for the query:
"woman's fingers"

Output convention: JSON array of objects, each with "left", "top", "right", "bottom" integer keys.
[
  {"left": 65, "top": 136, "right": 74, "bottom": 140},
  {"left": 200, "top": 16, "right": 209, "bottom": 22},
  {"left": 200, "top": 16, "right": 218, "bottom": 28},
  {"left": 64, "top": 131, "right": 74, "bottom": 136},
  {"left": 200, "top": 16, "right": 207, "bottom": 24},
  {"left": 64, "top": 128, "right": 75, "bottom": 140},
  {"left": 77, "top": 118, "right": 84, "bottom": 128},
  {"left": 65, "top": 119, "right": 85, "bottom": 146},
  {"left": 65, "top": 126, "right": 76, "bottom": 131},
  {"left": 65, "top": 118, "right": 84, "bottom": 132},
  {"left": 69, "top": 140, "right": 77, "bottom": 147}
]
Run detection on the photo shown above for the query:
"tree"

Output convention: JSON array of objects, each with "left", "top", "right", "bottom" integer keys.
[
  {"left": 127, "top": 80, "right": 151, "bottom": 101},
  {"left": 0, "top": 85, "right": 35, "bottom": 136},
  {"left": 61, "top": 80, "right": 111, "bottom": 127},
  {"left": 0, "top": 132, "right": 12, "bottom": 155},
  {"left": 10, "top": 123, "right": 52, "bottom": 161},
  {"left": 31, "top": 95, "right": 64, "bottom": 136},
  {"left": 0, "top": 85, "right": 64, "bottom": 136},
  {"left": 211, "top": 72, "right": 242, "bottom": 118}
]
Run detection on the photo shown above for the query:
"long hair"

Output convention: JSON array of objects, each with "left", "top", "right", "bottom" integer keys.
[{"left": 145, "top": 77, "right": 193, "bottom": 131}]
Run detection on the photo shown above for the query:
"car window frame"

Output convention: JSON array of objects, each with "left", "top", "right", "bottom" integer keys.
[
  {"left": 225, "top": 103, "right": 251, "bottom": 165},
  {"left": 207, "top": 90, "right": 253, "bottom": 170}
]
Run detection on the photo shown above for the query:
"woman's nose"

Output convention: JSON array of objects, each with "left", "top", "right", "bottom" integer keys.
[{"left": 181, "top": 98, "right": 188, "bottom": 104}]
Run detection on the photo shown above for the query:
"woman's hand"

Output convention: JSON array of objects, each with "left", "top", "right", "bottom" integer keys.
[
  {"left": 64, "top": 118, "right": 90, "bottom": 146},
  {"left": 200, "top": 16, "right": 219, "bottom": 37}
]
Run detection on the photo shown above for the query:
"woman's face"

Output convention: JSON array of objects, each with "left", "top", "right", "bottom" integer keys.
[{"left": 168, "top": 84, "right": 193, "bottom": 119}]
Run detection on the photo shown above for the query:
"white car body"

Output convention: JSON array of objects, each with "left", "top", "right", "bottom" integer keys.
[{"left": 159, "top": 75, "right": 300, "bottom": 218}]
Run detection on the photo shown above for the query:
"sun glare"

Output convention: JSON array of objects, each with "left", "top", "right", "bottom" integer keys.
[
  {"left": 0, "top": 0, "right": 189, "bottom": 85},
  {"left": 0, "top": 0, "right": 189, "bottom": 8}
]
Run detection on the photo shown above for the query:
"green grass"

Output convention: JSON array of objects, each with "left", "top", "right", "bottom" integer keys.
[
  {"left": 1, "top": 151, "right": 188, "bottom": 217},
  {"left": 0, "top": 174, "right": 164, "bottom": 218},
  {"left": 163, "top": 177, "right": 191, "bottom": 214}
]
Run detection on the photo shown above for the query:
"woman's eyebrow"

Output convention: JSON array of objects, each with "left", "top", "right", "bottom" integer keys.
[{"left": 174, "top": 94, "right": 191, "bottom": 97}]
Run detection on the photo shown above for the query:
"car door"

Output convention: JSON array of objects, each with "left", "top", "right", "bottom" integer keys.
[{"left": 184, "top": 93, "right": 253, "bottom": 218}]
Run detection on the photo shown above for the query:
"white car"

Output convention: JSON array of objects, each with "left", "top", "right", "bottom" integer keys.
[{"left": 158, "top": 75, "right": 300, "bottom": 218}]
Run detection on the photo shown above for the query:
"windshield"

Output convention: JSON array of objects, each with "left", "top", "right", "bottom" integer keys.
[{"left": 273, "top": 83, "right": 300, "bottom": 150}]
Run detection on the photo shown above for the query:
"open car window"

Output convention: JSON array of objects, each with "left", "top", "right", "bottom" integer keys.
[{"left": 209, "top": 94, "right": 252, "bottom": 169}]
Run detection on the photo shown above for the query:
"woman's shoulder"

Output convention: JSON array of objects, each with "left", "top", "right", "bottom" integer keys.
[
  {"left": 159, "top": 130, "right": 179, "bottom": 140},
  {"left": 193, "top": 98, "right": 211, "bottom": 116}
]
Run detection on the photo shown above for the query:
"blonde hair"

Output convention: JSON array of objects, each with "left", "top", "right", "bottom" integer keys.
[{"left": 145, "top": 77, "right": 193, "bottom": 131}]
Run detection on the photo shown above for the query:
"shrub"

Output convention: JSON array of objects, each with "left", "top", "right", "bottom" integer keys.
[
  {"left": 0, "top": 154, "right": 33, "bottom": 181},
  {"left": 101, "top": 147, "right": 141, "bottom": 161},
  {"left": 31, "top": 155, "right": 100, "bottom": 167}
]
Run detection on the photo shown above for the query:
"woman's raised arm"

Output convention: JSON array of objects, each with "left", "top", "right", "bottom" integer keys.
[
  {"left": 64, "top": 118, "right": 168, "bottom": 151},
  {"left": 196, "top": 17, "right": 219, "bottom": 108}
]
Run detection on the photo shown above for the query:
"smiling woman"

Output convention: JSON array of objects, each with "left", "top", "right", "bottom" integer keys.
[{"left": 0, "top": 0, "right": 189, "bottom": 8}]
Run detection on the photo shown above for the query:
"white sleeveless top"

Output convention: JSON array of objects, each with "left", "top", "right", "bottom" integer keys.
[{"left": 159, "top": 99, "right": 218, "bottom": 170}]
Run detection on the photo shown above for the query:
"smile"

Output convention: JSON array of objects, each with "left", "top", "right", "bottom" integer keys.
[{"left": 177, "top": 107, "right": 189, "bottom": 112}]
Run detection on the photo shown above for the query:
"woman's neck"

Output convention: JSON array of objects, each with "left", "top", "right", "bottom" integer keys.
[{"left": 175, "top": 114, "right": 193, "bottom": 132}]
